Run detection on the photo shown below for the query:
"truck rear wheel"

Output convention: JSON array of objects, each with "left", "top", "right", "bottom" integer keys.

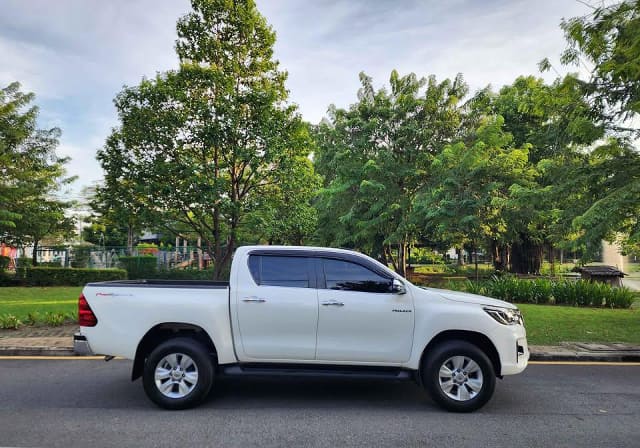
[
  {"left": 142, "top": 337, "right": 214, "bottom": 410},
  {"left": 422, "top": 340, "right": 495, "bottom": 412}
]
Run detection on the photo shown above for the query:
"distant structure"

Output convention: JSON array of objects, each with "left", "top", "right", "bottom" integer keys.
[
  {"left": 578, "top": 265, "right": 627, "bottom": 287},
  {"left": 602, "top": 240, "right": 629, "bottom": 271}
]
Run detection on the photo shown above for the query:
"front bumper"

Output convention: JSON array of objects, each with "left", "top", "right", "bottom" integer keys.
[
  {"left": 490, "top": 324, "right": 529, "bottom": 376},
  {"left": 73, "top": 333, "right": 94, "bottom": 356}
]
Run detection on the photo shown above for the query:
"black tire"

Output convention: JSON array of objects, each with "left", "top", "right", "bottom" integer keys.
[
  {"left": 421, "top": 340, "right": 495, "bottom": 412},
  {"left": 142, "top": 337, "right": 214, "bottom": 410}
]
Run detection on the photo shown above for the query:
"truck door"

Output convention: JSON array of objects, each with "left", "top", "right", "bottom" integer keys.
[
  {"left": 315, "top": 258, "right": 414, "bottom": 363},
  {"left": 235, "top": 254, "right": 318, "bottom": 360}
]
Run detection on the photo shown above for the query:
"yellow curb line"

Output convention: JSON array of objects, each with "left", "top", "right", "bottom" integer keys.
[{"left": 529, "top": 361, "right": 640, "bottom": 366}]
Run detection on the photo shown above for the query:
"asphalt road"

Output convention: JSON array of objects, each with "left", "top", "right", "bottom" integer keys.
[{"left": 0, "top": 359, "right": 639, "bottom": 448}]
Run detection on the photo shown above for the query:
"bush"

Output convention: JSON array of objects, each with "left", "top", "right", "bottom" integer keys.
[
  {"left": 0, "top": 314, "right": 22, "bottom": 329},
  {"left": 15, "top": 257, "right": 32, "bottom": 281},
  {"left": 0, "top": 255, "right": 10, "bottom": 271},
  {"left": 118, "top": 256, "right": 157, "bottom": 279},
  {"left": 39, "top": 261, "right": 63, "bottom": 267},
  {"left": 70, "top": 246, "right": 92, "bottom": 268},
  {"left": 408, "top": 248, "right": 445, "bottom": 265},
  {"left": 25, "top": 267, "right": 127, "bottom": 286},
  {"left": 455, "top": 276, "right": 634, "bottom": 309},
  {"left": 44, "top": 312, "right": 66, "bottom": 326},
  {"left": 0, "top": 270, "right": 20, "bottom": 286},
  {"left": 154, "top": 268, "right": 215, "bottom": 280}
]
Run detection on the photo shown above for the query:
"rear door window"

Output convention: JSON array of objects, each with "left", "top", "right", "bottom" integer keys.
[{"left": 248, "top": 255, "right": 311, "bottom": 288}]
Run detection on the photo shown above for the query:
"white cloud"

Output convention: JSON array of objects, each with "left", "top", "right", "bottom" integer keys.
[{"left": 1, "top": 0, "right": 593, "bottom": 197}]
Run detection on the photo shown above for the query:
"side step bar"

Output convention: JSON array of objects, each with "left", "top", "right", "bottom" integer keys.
[{"left": 221, "top": 364, "right": 413, "bottom": 381}]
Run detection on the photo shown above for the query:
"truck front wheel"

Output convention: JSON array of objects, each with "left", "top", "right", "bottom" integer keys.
[
  {"left": 142, "top": 337, "right": 214, "bottom": 410},
  {"left": 422, "top": 340, "right": 496, "bottom": 412}
]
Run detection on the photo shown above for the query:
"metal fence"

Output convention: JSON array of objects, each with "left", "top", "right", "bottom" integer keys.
[{"left": 30, "top": 246, "right": 210, "bottom": 271}]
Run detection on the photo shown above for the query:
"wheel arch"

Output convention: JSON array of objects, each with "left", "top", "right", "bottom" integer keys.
[
  {"left": 417, "top": 330, "right": 502, "bottom": 384},
  {"left": 131, "top": 322, "right": 217, "bottom": 381}
]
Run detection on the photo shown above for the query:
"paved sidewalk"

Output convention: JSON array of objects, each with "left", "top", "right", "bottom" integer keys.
[{"left": 1, "top": 325, "right": 639, "bottom": 361}]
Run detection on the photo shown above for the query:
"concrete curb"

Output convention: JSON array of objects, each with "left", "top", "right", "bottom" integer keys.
[
  {"left": 529, "top": 352, "right": 640, "bottom": 362},
  {"left": 0, "top": 347, "right": 76, "bottom": 356}
]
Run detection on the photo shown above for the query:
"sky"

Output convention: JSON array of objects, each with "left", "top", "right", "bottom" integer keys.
[{"left": 0, "top": 0, "right": 591, "bottom": 200}]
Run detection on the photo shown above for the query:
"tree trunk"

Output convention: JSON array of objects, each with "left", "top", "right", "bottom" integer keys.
[
  {"left": 473, "top": 239, "right": 479, "bottom": 282},
  {"left": 396, "top": 241, "right": 407, "bottom": 278},
  {"left": 491, "top": 241, "right": 509, "bottom": 271},
  {"left": 127, "top": 224, "right": 134, "bottom": 255},
  {"left": 510, "top": 235, "right": 543, "bottom": 274},
  {"left": 32, "top": 239, "right": 39, "bottom": 266},
  {"left": 456, "top": 247, "right": 465, "bottom": 266}
]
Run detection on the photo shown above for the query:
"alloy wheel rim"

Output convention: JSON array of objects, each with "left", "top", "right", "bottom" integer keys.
[
  {"left": 438, "top": 355, "right": 483, "bottom": 401},
  {"left": 154, "top": 353, "right": 199, "bottom": 399}
]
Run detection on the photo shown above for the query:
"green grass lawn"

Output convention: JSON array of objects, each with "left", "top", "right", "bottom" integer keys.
[
  {"left": 0, "top": 286, "right": 81, "bottom": 320},
  {"left": 520, "top": 303, "right": 640, "bottom": 345}
]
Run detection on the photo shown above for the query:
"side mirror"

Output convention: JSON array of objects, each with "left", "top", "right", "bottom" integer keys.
[{"left": 392, "top": 279, "right": 406, "bottom": 295}]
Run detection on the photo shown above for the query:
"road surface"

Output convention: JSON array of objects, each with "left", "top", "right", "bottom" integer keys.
[{"left": 0, "top": 359, "right": 638, "bottom": 447}]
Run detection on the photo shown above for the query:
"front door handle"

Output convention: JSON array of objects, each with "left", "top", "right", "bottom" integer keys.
[
  {"left": 242, "top": 296, "right": 266, "bottom": 303},
  {"left": 321, "top": 300, "right": 344, "bottom": 307}
]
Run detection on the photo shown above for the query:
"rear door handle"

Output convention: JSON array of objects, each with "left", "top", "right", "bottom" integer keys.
[
  {"left": 321, "top": 300, "right": 344, "bottom": 307},
  {"left": 242, "top": 296, "right": 266, "bottom": 303}
]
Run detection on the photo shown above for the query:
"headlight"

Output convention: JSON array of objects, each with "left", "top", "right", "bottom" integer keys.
[{"left": 484, "top": 307, "right": 523, "bottom": 325}]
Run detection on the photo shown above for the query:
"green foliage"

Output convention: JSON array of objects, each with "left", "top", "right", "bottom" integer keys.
[
  {"left": 97, "top": 0, "right": 317, "bottom": 279},
  {"left": 556, "top": 0, "right": 640, "bottom": 121},
  {"left": 23, "top": 312, "right": 41, "bottom": 326},
  {"left": 408, "top": 248, "right": 445, "bottom": 265},
  {"left": 70, "top": 246, "right": 92, "bottom": 268},
  {"left": 43, "top": 312, "right": 66, "bottom": 326},
  {"left": 118, "top": 256, "right": 157, "bottom": 279},
  {"left": 25, "top": 267, "right": 127, "bottom": 286},
  {"left": 154, "top": 268, "right": 215, "bottom": 280},
  {"left": 0, "top": 314, "right": 22, "bottom": 329},
  {"left": 0, "top": 82, "right": 75, "bottom": 253},
  {"left": 452, "top": 276, "right": 635, "bottom": 308},
  {"left": 314, "top": 70, "right": 468, "bottom": 275},
  {"left": 0, "top": 255, "right": 10, "bottom": 271}
]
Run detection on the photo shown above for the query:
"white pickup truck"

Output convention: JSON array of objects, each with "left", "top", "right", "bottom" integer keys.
[{"left": 75, "top": 246, "right": 528, "bottom": 412}]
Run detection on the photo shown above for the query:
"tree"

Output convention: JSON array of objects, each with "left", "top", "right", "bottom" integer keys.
[
  {"left": 547, "top": 0, "right": 640, "bottom": 123},
  {"left": 98, "top": 0, "right": 317, "bottom": 279},
  {"left": 545, "top": 1, "right": 640, "bottom": 257},
  {"left": 314, "top": 71, "right": 468, "bottom": 276},
  {"left": 473, "top": 76, "right": 603, "bottom": 273},
  {"left": 418, "top": 116, "right": 535, "bottom": 276},
  {"left": 0, "top": 82, "right": 74, "bottom": 261}
]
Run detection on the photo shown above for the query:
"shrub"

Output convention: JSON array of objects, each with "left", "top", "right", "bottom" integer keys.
[
  {"left": 44, "top": 312, "right": 66, "bottom": 326},
  {"left": 466, "top": 276, "right": 634, "bottom": 309},
  {"left": 118, "top": 256, "right": 157, "bottom": 279},
  {"left": 39, "top": 261, "right": 63, "bottom": 267},
  {"left": 0, "top": 314, "right": 22, "bottom": 329},
  {"left": 408, "top": 248, "right": 445, "bottom": 265},
  {"left": 0, "top": 255, "right": 10, "bottom": 271},
  {"left": 24, "top": 312, "right": 41, "bottom": 326},
  {"left": 25, "top": 267, "right": 127, "bottom": 286},
  {"left": 70, "top": 246, "right": 92, "bottom": 268},
  {"left": 154, "top": 268, "right": 215, "bottom": 280}
]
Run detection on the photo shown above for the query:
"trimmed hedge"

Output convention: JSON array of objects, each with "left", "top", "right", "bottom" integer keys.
[
  {"left": 0, "top": 255, "right": 10, "bottom": 270},
  {"left": 449, "top": 276, "right": 635, "bottom": 309},
  {"left": 25, "top": 267, "right": 127, "bottom": 286},
  {"left": 118, "top": 256, "right": 157, "bottom": 279}
]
